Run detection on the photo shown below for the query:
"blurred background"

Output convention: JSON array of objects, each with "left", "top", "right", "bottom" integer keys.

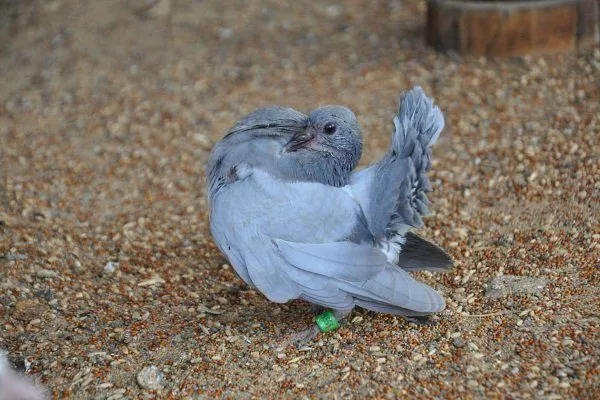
[{"left": 0, "top": 1, "right": 598, "bottom": 399}]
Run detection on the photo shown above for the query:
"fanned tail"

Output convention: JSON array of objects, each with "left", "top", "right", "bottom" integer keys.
[
  {"left": 387, "top": 86, "right": 445, "bottom": 232},
  {"left": 349, "top": 86, "right": 451, "bottom": 271}
]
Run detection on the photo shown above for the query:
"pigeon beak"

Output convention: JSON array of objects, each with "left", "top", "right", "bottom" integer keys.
[{"left": 284, "top": 130, "right": 315, "bottom": 152}]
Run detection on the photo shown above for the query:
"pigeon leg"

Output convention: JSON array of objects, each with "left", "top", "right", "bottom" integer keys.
[
  {"left": 286, "top": 324, "right": 320, "bottom": 347},
  {"left": 310, "top": 304, "right": 326, "bottom": 314},
  {"left": 284, "top": 309, "right": 352, "bottom": 347},
  {"left": 331, "top": 309, "right": 352, "bottom": 324}
]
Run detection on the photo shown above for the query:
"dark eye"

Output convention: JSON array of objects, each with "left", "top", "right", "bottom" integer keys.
[{"left": 323, "top": 122, "right": 337, "bottom": 135}]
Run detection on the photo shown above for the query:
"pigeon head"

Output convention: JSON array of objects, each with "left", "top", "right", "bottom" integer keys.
[{"left": 283, "top": 106, "right": 362, "bottom": 179}]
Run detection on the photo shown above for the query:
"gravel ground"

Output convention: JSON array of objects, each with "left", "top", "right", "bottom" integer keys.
[{"left": 1, "top": 1, "right": 599, "bottom": 399}]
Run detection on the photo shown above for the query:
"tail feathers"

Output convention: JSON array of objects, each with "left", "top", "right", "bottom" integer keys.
[
  {"left": 396, "top": 232, "right": 454, "bottom": 272},
  {"left": 385, "top": 86, "right": 444, "bottom": 232},
  {"left": 393, "top": 86, "right": 445, "bottom": 151}
]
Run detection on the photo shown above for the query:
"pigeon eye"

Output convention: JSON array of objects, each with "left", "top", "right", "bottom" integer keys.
[{"left": 323, "top": 122, "right": 337, "bottom": 135}]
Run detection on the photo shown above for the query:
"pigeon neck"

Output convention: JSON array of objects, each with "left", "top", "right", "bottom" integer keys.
[{"left": 278, "top": 151, "right": 355, "bottom": 187}]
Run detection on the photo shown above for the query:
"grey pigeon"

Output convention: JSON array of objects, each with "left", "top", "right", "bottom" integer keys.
[{"left": 207, "top": 86, "right": 452, "bottom": 341}]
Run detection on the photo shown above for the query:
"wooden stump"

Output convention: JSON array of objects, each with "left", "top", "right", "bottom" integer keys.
[{"left": 426, "top": 0, "right": 600, "bottom": 56}]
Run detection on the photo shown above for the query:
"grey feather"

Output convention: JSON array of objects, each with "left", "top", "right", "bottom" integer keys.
[{"left": 274, "top": 239, "right": 387, "bottom": 282}]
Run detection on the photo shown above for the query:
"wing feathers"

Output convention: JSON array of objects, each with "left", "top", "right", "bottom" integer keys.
[
  {"left": 338, "top": 266, "right": 445, "bottom": 314},
  {"left": 275, "top": 239, "right": 445, "bottom": 314},
  {"left": 274, "top": 239, "right": 386, "bottom": 282}
]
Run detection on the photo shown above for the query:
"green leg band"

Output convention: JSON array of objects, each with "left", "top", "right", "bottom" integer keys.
[{"left": 315, "top": 310, "right": 339, "bottom": 333}]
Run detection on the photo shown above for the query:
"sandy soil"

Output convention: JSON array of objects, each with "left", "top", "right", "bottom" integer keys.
[{"left": 0, "top": 1, "right": 598, "bottom": 399}]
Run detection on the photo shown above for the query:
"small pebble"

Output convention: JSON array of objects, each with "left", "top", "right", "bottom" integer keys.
[
  {"left": 136, "top": 366, "right": 165, "bottom": 390},
  {"left": 104, "top": 261, "right": 118, "bottom": 274},
  {"left": 485, "top": 275, "right": 548, "bottom": 299},
  {"left": 36, "top": 269, "right": 59, "bottom": 279}
]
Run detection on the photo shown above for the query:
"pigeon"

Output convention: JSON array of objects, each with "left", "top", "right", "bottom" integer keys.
[{"left": 207, "top": 86, "right": 452, "bottom": 342}]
